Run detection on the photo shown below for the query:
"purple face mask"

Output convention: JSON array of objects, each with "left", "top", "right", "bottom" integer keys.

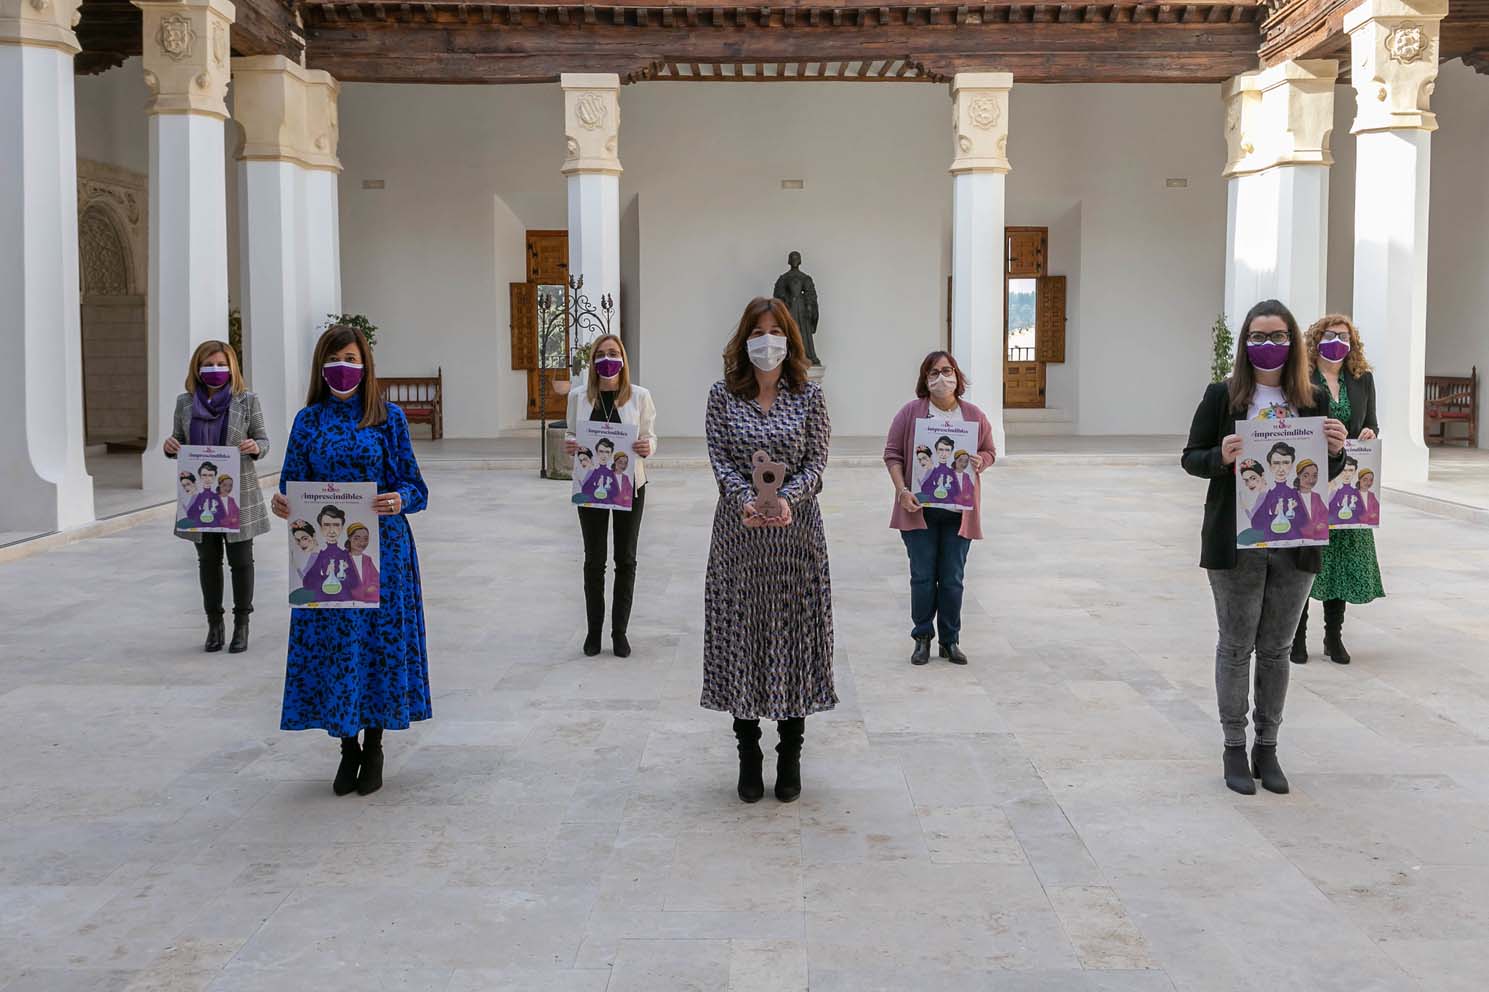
[
  {"left": 594, "top": 356, "right": 624, "bottom": 379},
  {"left": 199, "top": 366, "right": 231, "bottom": 389},
  {"left": 1246, "top": 342, "right": 1290, "bottom": 373},
  {"left": 1318, "top": 339, "right": 1351, "bottom": 363},
  {"left": 322, "top": 361, "right": 364, "bottom": 393}
]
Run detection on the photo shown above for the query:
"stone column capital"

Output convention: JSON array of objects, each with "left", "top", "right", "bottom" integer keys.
[
  {"left": 561, "top": 72, "right": 621, "bottom": 176},
  {"left": 1344, "top": 0, "right": 1447, "bottom": 133},
  {"left": 232, "top": 55, "right": 340, "bottom": 171},
  {"left": 133, "top": 0, "right": 237, "bottom": 120},
  {"left": 1256, "top": 58, "right": 1337, "bottom": 168},
  {"left": 1221, "top": 71, "right": 1264, "bottom": 178},
  {"left": 949, "top": 71, "right": 1012, "bottom": 175},
  {"left": 0, "top": 0, "right": 83, "bottom": 53}
]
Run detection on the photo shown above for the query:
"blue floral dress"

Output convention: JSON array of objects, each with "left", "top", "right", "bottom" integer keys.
[{"left": 278, "top": 396, "right": 432, "bottom": 737}]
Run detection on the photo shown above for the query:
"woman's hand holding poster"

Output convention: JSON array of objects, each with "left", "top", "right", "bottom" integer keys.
[
  {"left": 175, "top": 445, "right": 241, "bottom": 533},
  {"left": 572, "top": 421, "right": 639, "bottom": 512},
  {"left": 911, "top": 417, "right": 977, "bottom": 512},
  {"left": 1330, "top": 439, "right": 1382, "bottom": 529},
  {"left": 286, "top": 481, "right": 380, "bottom": 609},
  {"left": 1235, "top": 417, "right": 1331, "bottom": 549}
]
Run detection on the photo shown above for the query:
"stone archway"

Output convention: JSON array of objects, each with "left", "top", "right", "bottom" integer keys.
[{"left": 77, "top": 160, "right": 149, "bottom": 448}]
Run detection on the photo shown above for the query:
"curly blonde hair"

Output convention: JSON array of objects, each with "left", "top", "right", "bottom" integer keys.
[{"left": 1306, "top": 314, "right": 1373, "bottom": 378}]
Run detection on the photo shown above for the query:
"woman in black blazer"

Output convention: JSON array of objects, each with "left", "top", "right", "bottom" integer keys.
[
  {"left": 1292, "top": 315, "right": 1384, "bottom": 665},
  {"left": 1183, "top": 300, "right": 1346, "bottom": 796}
]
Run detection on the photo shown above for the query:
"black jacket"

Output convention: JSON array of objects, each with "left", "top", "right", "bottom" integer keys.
[
  {"left": 1339, "top": 370, "right": 1379, "bottom": 439},
  {"left": 1182, "top": 381, "right": 1343, "bottom": 572}
]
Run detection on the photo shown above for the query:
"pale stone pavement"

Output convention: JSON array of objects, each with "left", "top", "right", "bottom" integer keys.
[{"left": 2, "top": 461, "right": 1488, "bottom": 991}]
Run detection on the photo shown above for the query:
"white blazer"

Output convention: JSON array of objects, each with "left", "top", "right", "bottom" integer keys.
[{"left": 565, "top": 382, "right": 659, "bottom": 488}]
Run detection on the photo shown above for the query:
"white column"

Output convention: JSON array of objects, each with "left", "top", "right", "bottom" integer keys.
[
  {"left": 949, "top": 72, "right": 1011, "bottom": 455},
  {"left": 1221, "top": 61, "right": 1336, "bottom": 332},
  {"left": 134, "top": 0, "right": 235, "bottom": 493},
  {"left": 233, "top": 56, "right": 341, "bottom": 453},
  {"left": 1345, "top": 0, "right": 1446, "bottom": 483},
  {"left": 561, "top": 73, "right": 622, "bottom": 323},
  {"left": 0, "top": 0, "right": 95, "bottom": 532}
]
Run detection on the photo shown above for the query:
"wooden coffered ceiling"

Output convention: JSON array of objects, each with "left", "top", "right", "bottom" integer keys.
[{"left": 1259, "top": 0, "right": 1489, "bottom": 73}]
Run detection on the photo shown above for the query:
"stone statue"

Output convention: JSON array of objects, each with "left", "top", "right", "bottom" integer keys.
[{"left": 772, "top": 251, "right": 821, "bottom": 365}]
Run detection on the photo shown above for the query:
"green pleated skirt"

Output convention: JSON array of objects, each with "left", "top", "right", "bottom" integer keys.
[{"left": 1311, "top": 528, "right": 1385, "bottom": 604}]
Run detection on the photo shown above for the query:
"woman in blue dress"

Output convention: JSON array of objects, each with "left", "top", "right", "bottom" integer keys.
[{"left": 270, "top": 324, "right": 431, "bottom": 797}]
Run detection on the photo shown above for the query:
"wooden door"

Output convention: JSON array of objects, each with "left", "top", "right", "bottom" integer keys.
[
  {"left": 516, "top": 231, "right": 570, "bottom": 420},
  {"left": 1004, "top": 227, "right": 1047, "bottom": 409}
]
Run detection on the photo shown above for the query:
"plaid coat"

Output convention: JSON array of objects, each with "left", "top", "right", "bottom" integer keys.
[{"left": 170, "top": 390, "right": 272, "bottom": 543}]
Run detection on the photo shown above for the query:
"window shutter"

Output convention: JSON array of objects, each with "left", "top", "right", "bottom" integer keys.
[
  {"left": 526, "top": 231, "right": 568, "bottom": 283},
  {"left": 1035, "top": 275, "right": 1066, "bottom": 364},
  {"left": 1007, "top": 229, "right": 1045, "bottom": 277},
  {"left": 510, "top": 282, "right": 537, "bottom": 370}
]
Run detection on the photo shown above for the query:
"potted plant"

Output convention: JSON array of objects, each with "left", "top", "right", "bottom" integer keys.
[{"left": 1211, "top": 313, "right": 1233, "bottom": 383}]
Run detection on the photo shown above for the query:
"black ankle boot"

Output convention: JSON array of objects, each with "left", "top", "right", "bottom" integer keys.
[
  {"left": 1291, "top": 602, "right": 1309, "bottom": 665},
  {"left": 612, "top": 633, "right": 632, "bottom": 658},
  {"left": 939, "top": 642, "right": 969, "bottom": 665},
  {"left": 333, "top": 736, "right": 361, "bottom": 796},
  {"left": 229, "top": 617, "right": 249, "bottom": 654},
  {"left": 583, "top": 563, "right": 605, "bottom": 657},
  {"left": 357, "top": 729, "right": 384, "bottom": 796},
  {"left": 910, "top": 637, "right": 932, "bottom": 666},
  {"left": 612, "top": 564, "right": 635, "bottom": 658},
  {"left": 1323, "top": 600, "right": 1351, "bottom": 664},
  {"left": 1223, "top": 746, "right": 1256, "bottom": 795},
  {"left": 1251, "top": 743, "right": 1290, "bottom": 794},
  {"left": 775, "top": 718, "right": 805, "bottom": 803},
  {"left": 204, "top": 616, "right": 225, "bottom": 653},
  {"left": 584, "top": 629, "right": 603, "bottom": 657},
  {"left": 733, "top": 719, "right": 764, "bottom": 803}
]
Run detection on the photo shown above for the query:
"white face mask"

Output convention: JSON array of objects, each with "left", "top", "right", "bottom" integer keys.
[
  {"left": 747, "top": 333, "right": 788, "bottom": 372},
  {"left": 927, "top": 373, "right": 957, "bottom": 396}
]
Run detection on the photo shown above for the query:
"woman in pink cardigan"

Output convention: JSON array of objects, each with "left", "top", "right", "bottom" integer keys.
[{"left": 883, "top": 351, "right": 997, "bottom": 666}]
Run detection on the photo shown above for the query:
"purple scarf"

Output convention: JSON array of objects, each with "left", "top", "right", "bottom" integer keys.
[{"left": 189, "top": 386, "right": 232, "bottom": 446}]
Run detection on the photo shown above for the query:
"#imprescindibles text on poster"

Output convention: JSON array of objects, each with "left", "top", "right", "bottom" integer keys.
[
  {"left": 1330, "top": 439, "right": 1382, "bottom": 529},
  {"left": 286, "top": 481, "right": 381, "bottom": 609},
  {"left": 175, "top": 445, "right": 241, "bottom": 533},
  {"left": 1235, "top": 416, "right": 1331, "bottom": 549},
  {"left": 910, "top": 417, "right": 977, "bottom": 512},
  {"left": 572, "top": 421, "right": 639, "bottom": 512}
]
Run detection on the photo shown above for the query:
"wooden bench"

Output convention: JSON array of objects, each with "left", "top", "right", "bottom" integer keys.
[
  {"left": 1424, "top": 367, "right": 1478, "bottom": 447},
  {"left": 381, "top": 369, "right": 444, "bottom": 440}
]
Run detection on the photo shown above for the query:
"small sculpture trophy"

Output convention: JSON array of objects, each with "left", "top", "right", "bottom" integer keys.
[{"left": 752, "top": 450, "right": 787, "bottom": 519}]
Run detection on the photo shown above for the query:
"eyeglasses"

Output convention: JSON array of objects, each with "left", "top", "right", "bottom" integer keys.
[
  {"left": 1318, "top": 330, "right": 1345, "bottom": 343},
  {"left": 1246, "top": 332, "right": 1290, "bottom": 346},
  {"left": 928, "top": 367, "right": 956, "bottom": 378}
]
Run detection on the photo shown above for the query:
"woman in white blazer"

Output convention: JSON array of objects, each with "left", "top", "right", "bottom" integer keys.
[{"left": 564, "top": 334, "right": 658, "bottom": 657}]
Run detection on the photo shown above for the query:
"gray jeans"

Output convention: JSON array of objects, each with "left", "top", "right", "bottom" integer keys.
[{"left": 1206, "top": 549, "right": 1314, "bottom": 747}]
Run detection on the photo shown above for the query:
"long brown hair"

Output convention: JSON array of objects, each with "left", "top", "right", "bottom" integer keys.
[
  {"left": 585, "top": 333, "right": 633, "bottom": 408},
  {"left": 722, "top": 296, "right": 811, "bottom": 399},
  {"left": 1305, "top": 313, "right": 1373, "bottom": 378},
  {"left": 915, "top": 350, "right": 970, "bottom": 400},
  {"left": 1226, "top": 299, "right": 1314, "bottom": 414},
  {"left": 185, "top": 339, "right": 245, "bottom": 395},
  {"left": 306, "top": 323, "right": 387, "bottom": 428}
]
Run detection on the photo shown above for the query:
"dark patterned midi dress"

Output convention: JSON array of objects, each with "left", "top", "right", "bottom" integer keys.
[
  {"left": 701, "top": 380, "right": 836, "bottom": 720},
  {"left": 278, "top": 396, "right": 432, "bottom": 737},
  {"left": 1311, "top": 375, "right": 1386, "bottom": 605}
]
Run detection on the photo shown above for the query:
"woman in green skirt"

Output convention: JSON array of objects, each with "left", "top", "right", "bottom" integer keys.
[{"left": 1292, "top": 314, "right": 1385, "bottom": 665}]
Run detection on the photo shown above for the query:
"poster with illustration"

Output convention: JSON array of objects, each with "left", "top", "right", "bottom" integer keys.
[
  {"left": 911, "top": 417, "right": 977, "bottom": 512},
  {"left": 571, "top": 421, "right": 639, "bottom": 512},
  {"left": 286, "top": 481, "right": 380, "bottom": 609},
  {"left": 1235, "top": 416, "right": 1330, "bottom": 549},
  {"left": 1329, "top": 439, "right": 1382, "bottom": 529},
  {"left": 174, "top": 445, "right": 241, "bottom": 533}
]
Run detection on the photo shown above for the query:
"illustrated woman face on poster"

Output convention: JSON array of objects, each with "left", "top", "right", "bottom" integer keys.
[
  {"left": 347, "top": 523, "right": 372, "bottom": 557},
  {"left": 179, "top": 471, "right": 196, "bottom": 497},
  {"left": 292, "top": 521, "right": 316, "bottom": 553},
  {"left": 577, "top": 448, "right": 593, "bottom": 474},
  {"left": 217, "top": 475, "right": 233, "bottom": 498},
  {"left": 197, "top": 461, "right": 219, "bottom": 493},
  {"left": 935, "top": 437, "right": 954, "bottom": 466},
  {"left": 1265, "top": 442, "right": 1296, "bottom": 488},
  {"left": 595, "top": 437, "right": 614, "bottom": 468},
  {"left": 1359, "top": 470, "right": 1375, "bottom": 498},
  {"left": 1295, "top": 461, "right": 1318, "bottom": 495},
  {"left": 614, "top": 452, "right": 630, "bottom": 478},
  {"left": 317, "top": 505, "right": 346, "bottom": 547},
  {"left": 954, "top": 451, "right": 970, "bottom": 474},
  {"left": 1239, "top": 460, "right": 1264, "bottom": 514}
]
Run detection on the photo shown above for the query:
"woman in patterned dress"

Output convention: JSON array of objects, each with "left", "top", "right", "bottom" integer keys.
[
  {"left": 1291, "top": 314, "right": 1384, "bottom": 666},
  {"left": 703, "top": 297, "right": 834, "bottom": 805},
  {"left": 270, "top": 324, "right": 431, "bottom": 797}
]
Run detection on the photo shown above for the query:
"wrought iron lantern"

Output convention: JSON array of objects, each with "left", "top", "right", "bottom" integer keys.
[{"left": 536, "top": 274, "right": 614, "bottom": 478}]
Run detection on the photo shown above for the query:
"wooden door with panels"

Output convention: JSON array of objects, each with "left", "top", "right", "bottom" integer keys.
[
  {"left": 509, "top": 230, "right": 570, "bottom": 420},
  {"left": 1004, "top": 227, "right": 1066, "bottom": 409}
]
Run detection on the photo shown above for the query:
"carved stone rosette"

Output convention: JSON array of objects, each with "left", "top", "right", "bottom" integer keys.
[
  {"left": 1344, "top": 0, "right": 1447, "bottom": 133},
  {"left": 560, "top": 73, "right": 622, "bottom": 176},
  {"left": 0, "top": 0, "right": 84, "bottom": 54},
  {"left": 949, "top": 72, "right": 1012, "bottom": 175},
  {"left": 233, "top": 55, "right": 342, "bottom": 172},
  {"left": 133, "top": 0, "right": 237, "bottom": 120}
]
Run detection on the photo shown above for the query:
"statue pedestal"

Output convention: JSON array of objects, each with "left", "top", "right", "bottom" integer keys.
[{"left": 807, "top": 363, "right": 827, "bottom": 390}]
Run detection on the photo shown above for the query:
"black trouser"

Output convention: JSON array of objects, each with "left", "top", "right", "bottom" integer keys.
[
  {"left": 578, "top": 485, "right": 645, "bottom": 634},
  {"left": 196, "top": 535, "right": 254, "bottom": 619}
]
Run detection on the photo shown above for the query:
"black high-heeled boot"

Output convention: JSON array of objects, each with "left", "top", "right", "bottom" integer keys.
[
  {"left": 1323, "top": 599, "right": 1351, "bottom": 664},
  {"left": 612, "top": 561, "right": 635, "bottom": 658},
  {"left": 1291, "top": 601, "right": 1309, "bottom": 665},
  {"left": 583, "top": 563, "right": 605, "bottom": 657},
  {"left": 357, "top": 728, "right": 384, "bottom": 796},
  {"left": 1251, "top": 743, "right": 1290, "bottom": 794},
  {"left": 333, "top": 736, "right": 361, "bottom": 796},
  {"left": 733, "top": 719, "right": 764, "bottom": 803},
  {"left": 775, "top": 718, "right": 805, "bottom": 803},
  {"left": 204, "top": 616, "right": 225, "bottom": 653},
  {"left": 228, "top": 616, "right": 249, "bottom": 654},
  {"left": 1223, "top": 746, "right": 1256, "bottom": 795}
]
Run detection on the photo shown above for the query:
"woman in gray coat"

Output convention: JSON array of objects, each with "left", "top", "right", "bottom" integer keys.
[{"left": 163, "top": 340, "right": 271, "bottom": 653}]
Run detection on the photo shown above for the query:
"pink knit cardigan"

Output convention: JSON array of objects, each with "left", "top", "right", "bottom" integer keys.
[{"left": 882, "top": 397, "right": 997, "bottom": 540}]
